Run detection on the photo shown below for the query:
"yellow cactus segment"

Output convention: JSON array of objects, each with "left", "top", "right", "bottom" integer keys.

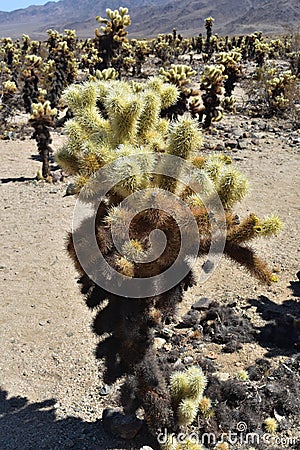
[
  {"left": 198, "top": 396, "right": 212, "bottom": 414},
  {"left": 78, "top": 151, "right": 103, "bottom": 176},
  {"left": 115, "top": 255, "right": 135, "bottom": 277},
  {"left": 3, "top": 80, "right": 17, "bottom": 94},
  {"left": 147, "top": 76, "right": 179, "bottom": 110},
  {"left": 104, "top": 205, "right": 131, "bottom": 228},
  {"left": 168, "top": 116, "right": 202, "bottom": 160},
  {"left": 191, "top": 156, "right": 206, "bottom": 169},
  {"left": 177, "top": 398, "right": 199, "bottom": 426},
  {"left": 122, "top": 239, "right": 145, "bottom": 261},
  {"left": 95, "top": 68, "right": 118, "bottom": 80},
  {"left": 254, "top": 214, "right": 283, "bottom": 236},
  {"left": 54, "top": 145, "right": 79, "bottom": 174},
  {"left": 185, "top": 194, "right": 205, "bottom": 208},
  {"left": 264, "top": 417, "right": 278, "bottom": 433},
  {"left": 216, "top": 168, "right": 249, "bottom": 209},
  {"left": 160, "top": 64, "right": 196, "bottom": 88},
  {"left": 214, "top": 443, "right": 229, "bottom": 450},
  {"left": 185, "top": 366, "right": 207, "bottom": 399},
  {"left": 236, "top": 370, "right": 249, "bottom": 381},
  {"left": 170, "top": 371, "right": 189, "bottom": 402},
  {"left": 74, "top": 174, "right": 89, "bottom": 193},
  {"left": 30, "top": 101, "right": 57, "bottom": 120},
  {"left": 137, "top": 90, "right": 161, "bottom": 140}
]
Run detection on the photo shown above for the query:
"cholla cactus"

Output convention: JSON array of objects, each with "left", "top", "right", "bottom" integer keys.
[
  {"left": 254, "top": 40, "right": 270, "bottom": 67},
  {"left": 2, "top": 80, "right": 17, "bottom": 95},
  {"left": 130, "top": 38, "right": 151, "bottom": 76},
  {"left": 22, "top": 55, "right": 43, "bottom": 112},
  {"left": 170, "top": 366, "right": 207, "bottom": 426},
  {"left": 59, "top": 76, "right": 282, "bottom": 441},
  {"left": 0, "top": 80, "right": 19, "bottom": 131},
  {"left": 29, "top": 101, "right": 57, "bottom": 178},
  {"left": 215, "top": 49, "right": 242, "bottom": 109},
  {"left": 93, "top": 68, "right": 119, "bottom": 81},
  {"left": 94, "top": 6, "right": 131, "bottom": 70},
  {"left": 251, "top": 66, "right": 298, "bottom": 117},
  {"left": 160, "top": 64, "right": 200, "bottom": 119},
  {"left": 266, "top": 69, "right": 296, "bottom": 114},
  {"left": 151, "top": 31, "right": 191, "bottom": 65},
  {"left": 199, "top": 65, "right": 226, "bottom": 128},
  {"left": 205, "top": 17, "right": 215, "bottom": 58},
  {"left": 44, "top": 32, "right": 78, "bottom": 108}
]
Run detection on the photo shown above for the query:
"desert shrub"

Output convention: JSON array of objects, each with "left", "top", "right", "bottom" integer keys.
[{"left": 244, "top": 64, "right": 300, "bottom": 124}]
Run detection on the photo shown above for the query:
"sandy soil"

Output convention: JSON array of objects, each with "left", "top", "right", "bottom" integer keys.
[{"left": 0, "top": 112, "right": 299, "bottom": 449}]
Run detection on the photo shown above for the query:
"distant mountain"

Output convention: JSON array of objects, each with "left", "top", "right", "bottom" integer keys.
[{"left": 0, "top": 0, "right": 299, "bottom": 40}]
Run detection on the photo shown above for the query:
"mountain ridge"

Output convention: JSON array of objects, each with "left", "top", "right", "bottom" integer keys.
[{"left": 0, "top": 0, "right": 299, "bottom": 39}]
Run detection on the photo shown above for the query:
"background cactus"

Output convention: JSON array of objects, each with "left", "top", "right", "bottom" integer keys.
[
  {"left": 215, "top": 49, "right": 242, "bottom": 111},
  {"left": 29, "top": 101, "right": 57, "bottom": 179},
  {"left": 94, "top": 7, "right": 131, "bottom": 71},
  {"left": 199, "top": 64, "right": 226, "bottom": 128}
]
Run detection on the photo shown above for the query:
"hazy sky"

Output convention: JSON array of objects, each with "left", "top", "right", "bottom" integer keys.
[{"left": 0, "top": 0, "right": 59, "bottom": 11}]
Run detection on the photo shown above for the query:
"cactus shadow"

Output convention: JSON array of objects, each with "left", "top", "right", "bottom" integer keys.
[
  {"left": 0, "top": 176, "right": 36, "bottom": 183},
  {"left": 249, "top": 295, "right": 300, "bottom": 357},
  {"left": 288, "top": 271, "right": 300, "bottom": 297},
  {"left": 0, "top": 388, "right": 157, "bottom": 450}
]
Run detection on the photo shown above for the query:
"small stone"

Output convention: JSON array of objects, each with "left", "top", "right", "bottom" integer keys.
[
  {"left": 237, "top": 139, "right": 248, "bottom": 150},
  {"left": 173, "top": 358, "right": 183, "bottom": 369},
  {"left": 183, "top": 356, "right": 194, "bottom": 365},
  {"left": 66, "top": 331, "right": 74, "bottom": 337},
  {"left": 161, "top": 327, "right": 174, "bottom": 338},
  {"left": 178, "top": 310, "right": 200, "bottom": 328},
  {"left": 65, "top": 183, "right": 77, "bottom": 196},
  {"left": 217, "top": 372, "right": 230, "bottom": 381},
  {"left": 154, "top": 337, "right": 166, "bottom": 350},
  {"left": 39, "top": 320, "right": 46, "bottom": 326},
  {"left": 214, "top": 142, "right": 225, "bottom": 151},
  {"left": 192, "top": 297, "right": 211, "bottom": 311},
  {"left": 225, "top": 140, "right": 237, "bottom": 149},
  {"left": 265, "top": 383, "right": 285, "bottom": 396},
  {"left": 102, "top": 408, "right": 143, "bottom": 439},
  {"left": 232, "top": 128, "right": 243, "bottom": 138}
]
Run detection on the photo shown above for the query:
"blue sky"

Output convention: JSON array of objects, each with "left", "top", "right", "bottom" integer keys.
[{"left": 0, "top": 0, "right": 59, "bottom": 11}]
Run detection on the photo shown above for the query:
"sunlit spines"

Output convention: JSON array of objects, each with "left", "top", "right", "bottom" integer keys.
[
  {"left": 216, "top": 168, "right": 249, "bottom": 210},
  {"left": 177, "top": 398, "right": 199, "bottom": 426},
  {"left": 255, "top": 214, "right": 283, "bottom": 237},
  {"left": 137, "top": 90, "right": 161, "bottom": 140},
  {"left": 167, "top": 115, "right": 202, "bottom": 160}
]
